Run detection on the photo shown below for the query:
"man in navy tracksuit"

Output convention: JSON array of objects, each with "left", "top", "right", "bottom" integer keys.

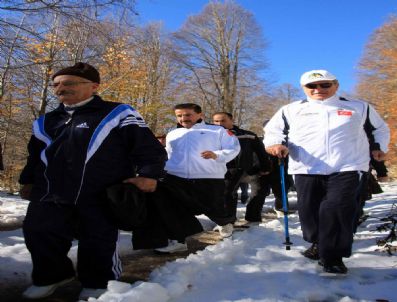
[
  {"left": 264, "top": 70, "right": 389, "bottom": 275},
  {"left": 19, "top": 63, "right": 167, "bottom": 300}
]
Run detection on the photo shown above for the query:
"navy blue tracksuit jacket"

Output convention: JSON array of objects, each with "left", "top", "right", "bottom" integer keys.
[{"left": 19, "top": 96, "right": 167, "bottom": 288}]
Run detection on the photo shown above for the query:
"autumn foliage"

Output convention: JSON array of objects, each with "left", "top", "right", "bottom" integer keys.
[
  {"left": 2, "top": 1, "right": 392, "bottom": 191},
  {"left": 356, "top": 16, "right": 397, "bottom": 177}
]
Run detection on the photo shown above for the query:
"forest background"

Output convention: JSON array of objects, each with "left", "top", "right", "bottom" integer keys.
[{"left": 0, "top": 0, "right": 396, "bottom": 192}]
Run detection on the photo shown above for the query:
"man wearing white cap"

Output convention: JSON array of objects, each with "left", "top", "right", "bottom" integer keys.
[{"left": 264, "top": 69, "right": 389, "bottom": 275}]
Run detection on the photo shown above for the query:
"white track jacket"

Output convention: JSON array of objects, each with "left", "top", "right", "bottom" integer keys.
[
  {"left": 264, "top": 95, "right": 390, "bottom": 175},
  {"left": 165, "top": 121, "right": 241, "bottom": 179}
]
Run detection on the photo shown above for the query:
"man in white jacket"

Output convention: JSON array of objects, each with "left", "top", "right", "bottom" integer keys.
[
  {"left": 264, "top": 70, "right": 389, "bottom": 275},
  {"left": 155, "top": 103, "right": 240, "bottom": 253}
]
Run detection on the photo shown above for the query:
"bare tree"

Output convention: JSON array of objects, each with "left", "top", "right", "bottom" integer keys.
[
  {"left": 273, "top": 83, "right": 302, "bottom": 105},
  {"left": 171, "top": 0, "right": 268, "bottom": 114},
  {"left": 0, "top": 1, "right": 136, "bottom": 27},
  {"left": 134, "top": 24, "right": 175, "bottom": 132},
  {"left": 0, "top": 1, "right": 139, "bottom": 191}
]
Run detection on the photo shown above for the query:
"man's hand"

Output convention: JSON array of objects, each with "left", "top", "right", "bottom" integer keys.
[
  {"left": 201, "top": 151, "right": 217, "bottom": 160},
  {"left": 258, "top": 171, "right": 271, "bottom": 176},
  {"left": 20, "top": 184, "right": 33, "bottom": 200},
  {"left": 265, "top": 144, "right": 289, "bottom": 158},
  {"left": 123, "top": 177, "right": 157, "bottom": 192},
  {"left": 377, "top": 176, "right": 389, "bottom": 182},
  {"left": 372, "top": 150, "right": 386, "bottom": 161}
]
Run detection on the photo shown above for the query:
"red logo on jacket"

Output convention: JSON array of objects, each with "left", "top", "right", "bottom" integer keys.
[{"left": 337, "top": 110, "right": 352, "bottom": 116}]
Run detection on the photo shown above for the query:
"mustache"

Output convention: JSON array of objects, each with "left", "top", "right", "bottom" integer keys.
[{"left": 56, "top": 90, "right": 74, "bottom": 96}]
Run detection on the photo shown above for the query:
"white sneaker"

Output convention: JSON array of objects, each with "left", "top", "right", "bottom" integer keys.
[
  {"left": 79, "top": 288, "right": 107, "bottom": 300},
  {"left": 213, "top": 225, "right": 221, "bottom": 231},
  {"left": 274, "top": 208, "right": 285, "bottom": 218},
  {"left": 22, "top": 277, "right": 74, "bottom": 299},
  {"left": 219, "top": 223, "right": 233, "bottom": 238},
  {"left": 154, "top": 240, "right": 188, "bottom": 254}
]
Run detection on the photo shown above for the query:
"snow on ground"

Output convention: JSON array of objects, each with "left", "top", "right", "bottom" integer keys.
[{"left": 1, "top": 184, "right": 397, "bottom": 302}]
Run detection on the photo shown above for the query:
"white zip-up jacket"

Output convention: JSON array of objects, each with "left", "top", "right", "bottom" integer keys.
[
  {"left": 264, "top": 95, "right": 390, "bottom": 175},
  {"left": 165, "top": 121, "right": 241, "bottom": 179}
]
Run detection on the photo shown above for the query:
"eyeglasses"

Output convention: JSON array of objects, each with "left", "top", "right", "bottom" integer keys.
[
  {"left": 49, "top": 81, "right": 93, "bottom": 88},
  {"left": 304, "top": 83, "right": 333, "bottom": 89}
]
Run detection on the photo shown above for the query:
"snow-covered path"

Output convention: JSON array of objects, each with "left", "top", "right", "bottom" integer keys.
[{"left": 1, "top": 184, "right": 397, "bottom": 301}]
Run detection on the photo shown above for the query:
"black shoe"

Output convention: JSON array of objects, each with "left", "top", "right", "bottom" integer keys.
[
  {"left": 244, "top": 215, "right": 262, "bottom": 223},
  {"left": 318, "top": 258, "right": 348, "bottom": 274},
  {"left": 301, "top": 243, "right": 319, "bottom": 260},
  {"left": 356, "top": 214, "right": 369, "bottom": 226},
  {"left": 274, "top": 198, "right": 283, "bottom": 210}
]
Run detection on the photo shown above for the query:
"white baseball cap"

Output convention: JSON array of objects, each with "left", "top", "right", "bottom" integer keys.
[{"left": 300, "top": 70, "right": 337, "bottom": 85}]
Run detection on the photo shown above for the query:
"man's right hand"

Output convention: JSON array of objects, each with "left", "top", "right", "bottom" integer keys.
[
  {"left": 20, "top": 184, "right": 33, "bottom": 200},
  {"left": 123, "top": 177, "right": 157, "bottom": 192},
  {"left": 201, "top": 150, "right": 218, "bottom": 160},
  {"left": 265, "top": 144, "right": 289, "bottom": 158},
  {"left": 377, "top": 176, "right": 389, "bottom": 182}
]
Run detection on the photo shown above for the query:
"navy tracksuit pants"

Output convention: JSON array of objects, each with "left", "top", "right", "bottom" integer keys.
[
  {"left": 23, "top": 201, "right": 120, "bottom": 288},
  {"left": 295, "top": 172, "right": 360, "bottom": 260}
]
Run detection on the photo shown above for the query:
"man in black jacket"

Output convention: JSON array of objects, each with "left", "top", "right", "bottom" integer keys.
[
  {"left": 212, "top": 112, "right": 271, "bottom": 223},
  {"left": 19, "top": 63, "right": 167, "bottom": 300}
]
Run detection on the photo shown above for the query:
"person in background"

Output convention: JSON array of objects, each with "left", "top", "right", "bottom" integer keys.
[
  {"left": 262, "top": 122, "right": 294, "bottom": 213},
  {"left": 355, "top": 156, "right": 389, "bottom": 229},
  {"left": 155, "top": 104, "right": 240, "bottom": 253},
  {"left": 264, "top": 69, "right": 389, "bottom": 275},
  {"left": 239, "top": 182, "right": 249, "bottom": 204},
  {"left": 19, "top": 62, "right": 167, "bottom": 300},
  {"left": 212, "top": 112, "right": 271, "bottom": 223},
  {"left": 371, "top": 158, "right": 389, "bottom": 183}
]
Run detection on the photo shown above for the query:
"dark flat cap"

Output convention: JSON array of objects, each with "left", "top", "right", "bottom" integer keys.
[{"left": 52, "top": 62, "right": 100, "bottom": 83}]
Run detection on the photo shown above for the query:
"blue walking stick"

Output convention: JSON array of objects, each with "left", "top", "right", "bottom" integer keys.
[{"left": 279, "top": 158, "right": 293, "bottom": 250}]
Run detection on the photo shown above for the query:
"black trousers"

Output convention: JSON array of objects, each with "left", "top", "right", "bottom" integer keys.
[
  {"left": 224, "top": 169, "right": 271, "bottom": 222},
  {"left": 244, "top": 174, "right": 271, "bottom": 222},
  {"left": 23, "top": 201, "right": 119, "bottom": 288},
  {"left": 239, "top": 182, "right": 249, "bottom": 202},
  {"left": 165, "top": 174, "right": 234, "bottom": 226},
  {"left": 224, "top": 168, "right": 246, "bottom": 220},
  {"left": 132, "top": 181, "right": 204, "bottom": 249},
  {"left": 295, "top": 172, "right": 360, "bottom": 260}
]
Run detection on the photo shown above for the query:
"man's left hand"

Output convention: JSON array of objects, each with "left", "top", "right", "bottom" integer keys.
[
  {"left": 372, "top": 150, "right": 386, "bottom": 161},
  {"left": 201, "top": 151, "right": 217, "bottom": 160},
  {"left": 123, "top": 177, "right": 157, "bottom": 192},
  {"left": 258, "top": 171, "right": 271, "bottom": 176}
]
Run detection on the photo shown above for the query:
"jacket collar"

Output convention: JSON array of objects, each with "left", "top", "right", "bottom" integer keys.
[
  {"left": 306, "top": 94, "right": 340, "bottom": 103},
  {"left": 231, "top": 125, "right": 240, "bottom": 132},
  {"left": 55, "top": 95, "right": 104, "bottom": 113}
]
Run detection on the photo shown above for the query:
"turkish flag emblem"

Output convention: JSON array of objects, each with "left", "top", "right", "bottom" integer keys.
[{"left": 337, "top": 110, "right": 352, "bottom": 116}]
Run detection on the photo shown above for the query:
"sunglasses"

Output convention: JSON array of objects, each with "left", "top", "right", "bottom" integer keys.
[{"left": 304, "top": 83, "right": 333, "bottom": 89}]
